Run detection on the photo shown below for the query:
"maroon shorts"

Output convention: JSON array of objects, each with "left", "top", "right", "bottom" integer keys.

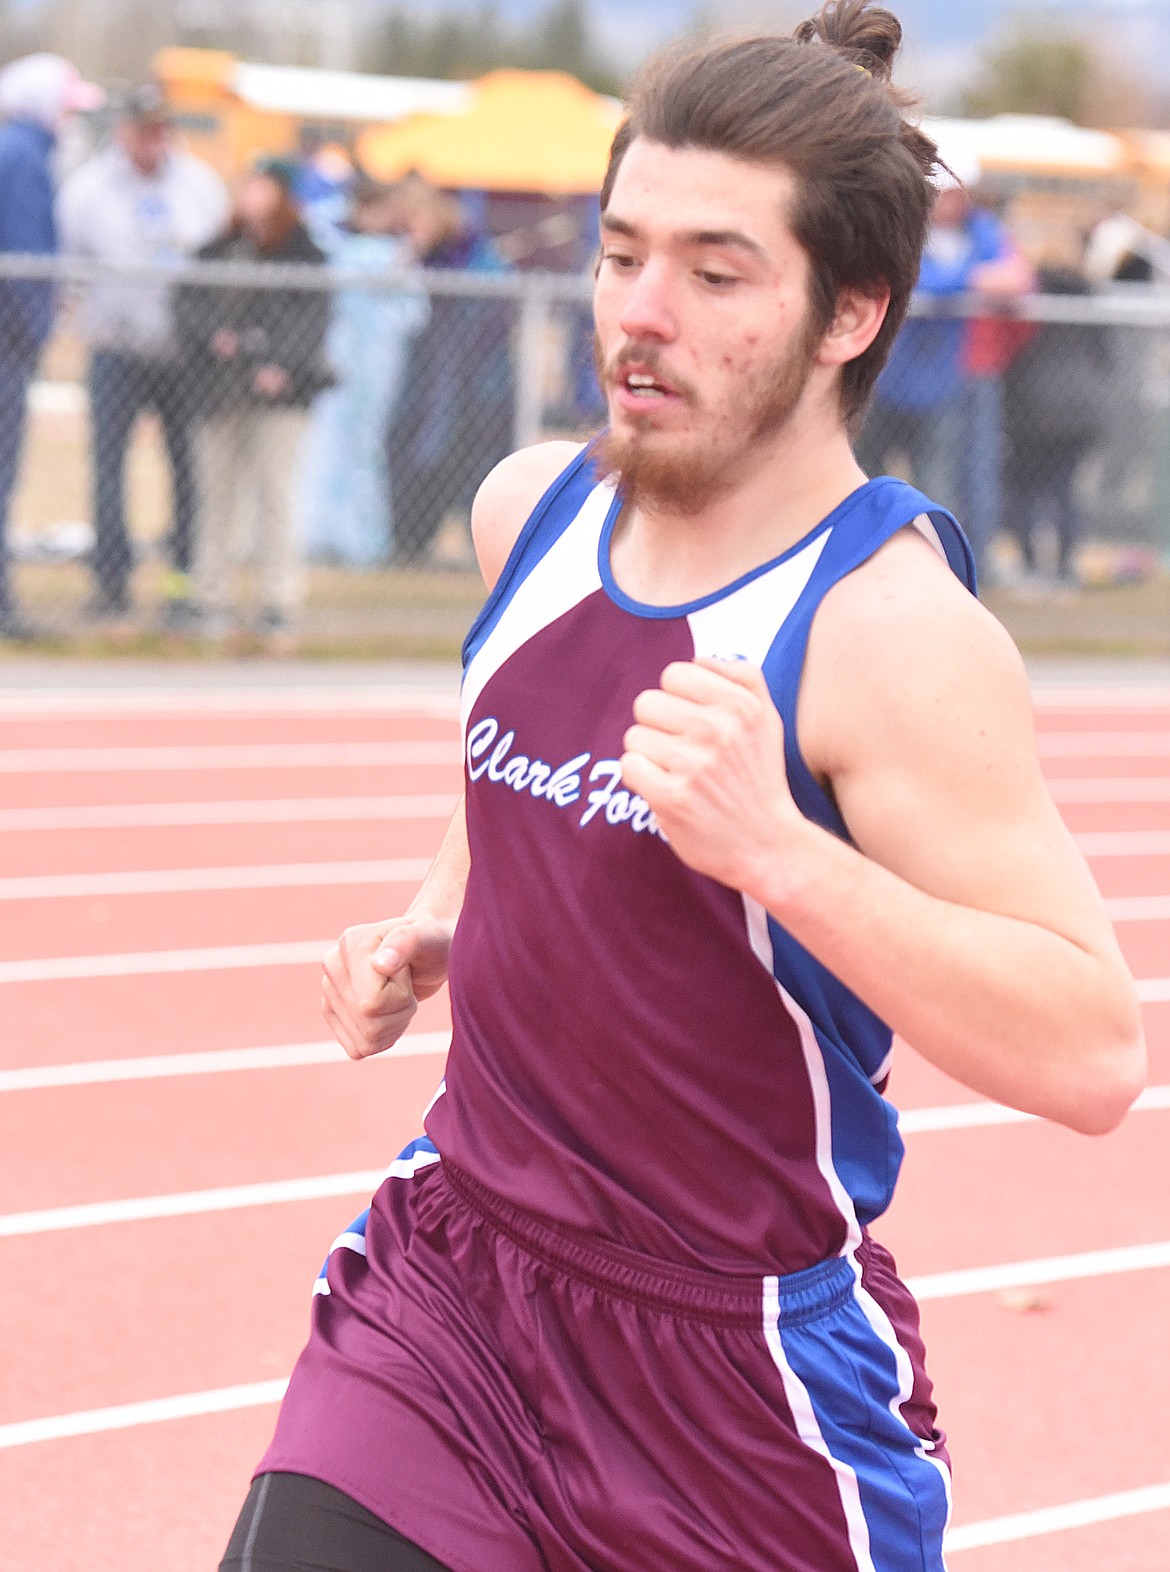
[{"left": 260, "top": 1155, "right": 950, "bottom": 1572}]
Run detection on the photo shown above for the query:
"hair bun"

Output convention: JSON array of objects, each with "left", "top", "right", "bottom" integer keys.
[{"left": 794, "top": 0, "right": 903, "bottom": 85}]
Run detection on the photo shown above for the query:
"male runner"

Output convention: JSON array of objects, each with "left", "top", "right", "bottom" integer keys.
[{"left": 221, "top": 4, "right": 1145, "bottom": 1569}]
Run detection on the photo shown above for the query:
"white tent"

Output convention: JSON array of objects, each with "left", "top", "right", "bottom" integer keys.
[
  {"left": 232, "top": 62, "right": 473, "bottom": 125},
  {"left": 923, "top": 114, "right": 1129, "bottom": 175}
]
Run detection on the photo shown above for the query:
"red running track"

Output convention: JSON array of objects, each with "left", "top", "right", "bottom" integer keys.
[{"left": 2, "top": 679, "right": 1169, "bottom": 1572}]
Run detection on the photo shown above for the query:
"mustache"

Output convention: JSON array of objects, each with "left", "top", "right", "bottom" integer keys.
[{"left": 593, "top": 338, "right": 697, "bottom": 402}]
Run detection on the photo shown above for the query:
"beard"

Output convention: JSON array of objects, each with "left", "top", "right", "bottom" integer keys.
[{"left": 593, "top": 315, "right": 822, "bottom": 516}]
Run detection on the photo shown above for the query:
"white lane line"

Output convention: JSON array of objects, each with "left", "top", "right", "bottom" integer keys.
[
  {"left": 1, "top": 1374, "right": 1165, "bottom": 1569},
  {"left": 0, "top": 1031, "right": 449, "bottom": 1092},
  {"left": 907, "top": 1239, "right": 1170, "bottom": 1301},
  {"left": 0, "top": 940, "right": 334, "bottom": 983},
  {"left": 946, "top": 1481, "right": 1170, "bottom": 1552},
  {"left": 0, "top": 793, "right": 458, "bottom": 833},
  {"left": 4, "top": 936, "right": 1170, "bottom": 1005},
  {"left": 1038, "top": 732, "right": 1170, "bottom": 757},
  {"left": 1077, "top": 830, "right": 1170, "bottom": 856},
  {"left": 0, "top": 858, "right": 433, "bottom": 901},
  {"left": 1105, "top": 894, "right": 1170, "bottom": 919},
  {"left": 0, "top": 1378, "right": 1164, "bottom": 1571},
  {"left": 0, "top": 1170, "right": 388, "bottom": 1237},
  {"left": 0, "top": 686, "right": 459, "bottom": 715},
  {"left": 898, "top": 1084, "right": 1170, "bottom": 1134},
  {"left": 0, "top": 740, "right": 460, "bottom": 773},
  {"left": 1050, "top": 775, "right": 1170, "bottom": 803},
  {"left": 1033, "top": 687, "right": 1170, "bottom": 708},
  {"left": 0, "top": 1379, "right": 291, "bottom": 1449}
]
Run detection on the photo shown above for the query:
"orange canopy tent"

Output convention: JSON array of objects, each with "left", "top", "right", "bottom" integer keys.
[{"left": 356, "top": 69, "right": 623, "bottom": 195}]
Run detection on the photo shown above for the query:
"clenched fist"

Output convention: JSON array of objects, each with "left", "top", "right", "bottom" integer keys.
[
  {"left": 620, "top": 657, "right": 810, "bottom": 892},
  {"left": 322, "top": 913, "right": 454, "bottom": 1060}
]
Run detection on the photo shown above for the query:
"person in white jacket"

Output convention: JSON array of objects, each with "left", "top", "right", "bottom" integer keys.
[{"left": 57, "top": 84, "right": 228, "bottom": 625}]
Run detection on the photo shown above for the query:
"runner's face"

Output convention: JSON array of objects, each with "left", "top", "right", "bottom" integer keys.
[{"left": 593, "top": 139, "right": 824, "bottom": 512}]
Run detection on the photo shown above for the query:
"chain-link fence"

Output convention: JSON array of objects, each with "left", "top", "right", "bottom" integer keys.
[
  {"left": 856, "top": 282, "right": 1170, "bottom": 592},
  {"left": 1, "top": 254, "right": 1169, "bottom": 651}
]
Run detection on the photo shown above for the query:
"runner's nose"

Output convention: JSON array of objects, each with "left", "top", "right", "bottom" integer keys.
[{"left": 616, "top": 260, "right": 678, "bottom": 346}]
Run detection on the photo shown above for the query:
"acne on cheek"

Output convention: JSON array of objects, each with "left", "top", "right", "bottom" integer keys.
[{"left": 721, "top": 333, "right": 760, "bottom": 373}]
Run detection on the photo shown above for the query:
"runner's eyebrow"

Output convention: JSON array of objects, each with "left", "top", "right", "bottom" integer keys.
[{"left": 601, "top": 215, "right": 767, "bottom": 261}]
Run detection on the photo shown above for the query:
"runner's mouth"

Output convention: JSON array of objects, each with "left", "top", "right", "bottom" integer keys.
[{"left": 618, "top": 367, "right": 678, "bottom": 400}]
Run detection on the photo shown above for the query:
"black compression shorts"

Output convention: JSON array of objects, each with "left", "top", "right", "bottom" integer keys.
[{"left": 219, "top": 1473, "right": 452, "bottom": 1572}]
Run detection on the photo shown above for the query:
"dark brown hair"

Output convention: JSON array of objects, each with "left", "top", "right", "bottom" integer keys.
[{"left": 600, "top": 0, "right": 940, "bottom": 421}]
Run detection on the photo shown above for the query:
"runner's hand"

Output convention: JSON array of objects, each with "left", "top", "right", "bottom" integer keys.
[
  {"left": 322, "top": 914, "right": 453, "bottom": 1060},
  {"left": 621, "top": 658, "right": 808, "bottom": 891}
]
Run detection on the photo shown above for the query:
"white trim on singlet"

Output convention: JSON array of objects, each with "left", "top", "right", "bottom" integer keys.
[
  {"left": 460, "top": 480, "right": 615, "bottom": 735},
  {"left": 684, "top": 529, "right": 831, "bottom": 664},
  {"left": 742, "top": 893, "right": 863, "bottom": 1254},
  {"left": 908, "top": 512, "right": 948, "bottom": 560}
]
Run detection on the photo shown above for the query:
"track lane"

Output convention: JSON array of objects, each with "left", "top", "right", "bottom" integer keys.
[
  {"left": 0, "top": 808, "right": 457, "bottom": 876},
  {"left": 5, "top": 684, "right": 1170, "bottom": 1572},
  {"left": 0, "top": 884, "right": 419, "bottom": 961},
  {"left": 0, "top": 760, "right": 462, "bottom": 811},
  {"left": 1, "top": 1408, "right": 280, "bottom": 1572},
  {"left": 0, "top": 967, "right": 454, "bottom": 1067},
  {"left": 920, "top": 1271, "right": 1170, "bottom": 1527},
  {"left": 876, "top": 1103, "right": 1170, "bottom": 1279},
  {"left": 0, "top": 712, "right": 461, "bottom": 749},
  {"left": 947, "top": 1512, "right": 1169, "bottom": 1571},
  {"left": 0, "top": 1057, "right": 445, "bottom": 1213}
]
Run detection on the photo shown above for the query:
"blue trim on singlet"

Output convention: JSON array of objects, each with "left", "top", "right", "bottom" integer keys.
[
  {"left": 778, "top": 1298, "right": 950, "bottom": 1570},
  {"left": 768, "top": 914, "right": 903, "bottom": 1224},
  {"left": 461, "top": 443, "right": 614, "bottom": 671},
  {"left": 755, "top": 476, "right": 975, "bottom": 1226},
  {"left": 597, "top": 484, "right": 842, "bottom": 620},
  {"left": 762, "top": 476, "right": 976, "bottom": 839}
]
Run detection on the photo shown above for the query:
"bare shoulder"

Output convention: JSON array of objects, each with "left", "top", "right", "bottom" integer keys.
[
  {"left": 799, "top": 526, "right": 1033, "bottom": 781},
  {"left": 470, "top": 441, "right": 585, "bottom": 590}
]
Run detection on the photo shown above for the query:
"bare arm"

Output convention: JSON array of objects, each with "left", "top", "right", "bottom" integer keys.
[
  {"left": 321, "top": 797, "right": 469, "bottom": 1060},
  {"left": 323, "top": 440, "right": 580, "bottom": 1059},
  {"left": 622, "top": 531, "right": 1145, "bottom": 1133}
]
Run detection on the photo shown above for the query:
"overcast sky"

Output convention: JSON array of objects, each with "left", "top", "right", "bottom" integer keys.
[{"left": 477, "top": 0, "right": 1170, "bottom": 104}]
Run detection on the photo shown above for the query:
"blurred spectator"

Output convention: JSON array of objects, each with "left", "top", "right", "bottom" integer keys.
[
  {"left": 1083, "top": 210, "right": 1169, "bottom": 547},
  {"left": 57, "top": 85, "right": 230, "bottom": 627},
  {"left": 958, "top": 187, "right": 1035, "bottom": 580},
  {"left": 854, "top": 154, "right": 1023, "bottom": 572},
  {"left": 1002, "top": 266, "right": 1110, "bottom": 586},
  {"left": 387, "top": 183, "right": 514, "bottom": 566},
  {"left": 174, "top": 158, "right": 331, "bottom": 652},
  {"left": 1084, "top": 211, "right": 1170, "bottom": 287},
  {"left": 298, "top": 179, "right": 428, "bottom": 567},
  {"left": 0, "top": 53, "right": 102, "bottom": 640},
  {"left": 294, "top": 127, "right": 354, "bottom": 251}
]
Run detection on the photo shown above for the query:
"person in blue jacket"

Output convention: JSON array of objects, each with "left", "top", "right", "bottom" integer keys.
[
  {"left": 386, "top": 183, "right": 514, "bottom": 566},
  {"left": 0, "top": 54, "right": 101, "bottom": 639},
  {"left": 853, "top": 153, "right": 1024, "bottom": 560}
]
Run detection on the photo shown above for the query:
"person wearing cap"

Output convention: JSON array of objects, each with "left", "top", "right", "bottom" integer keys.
[
  {"left": 57, "top": 84, "right": 230, "bottom": 626},
  {"left": 173, "top": 156, "right": 331, "bottom": 652},
  {"left": 854, "top": 151, "right": 1030, "bottom": 576},
  {"left": 0, "top": 53, "right": 102, "bottom": 640}
]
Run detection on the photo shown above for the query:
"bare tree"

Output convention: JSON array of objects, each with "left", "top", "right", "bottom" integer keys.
[{"left": 960, "top": 20, "right": 1156, "bottom": 129}]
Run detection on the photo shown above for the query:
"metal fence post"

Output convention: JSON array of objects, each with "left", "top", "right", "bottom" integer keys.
[{"left": 513, "top": 281, "right": 552, "bottom": 453}]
